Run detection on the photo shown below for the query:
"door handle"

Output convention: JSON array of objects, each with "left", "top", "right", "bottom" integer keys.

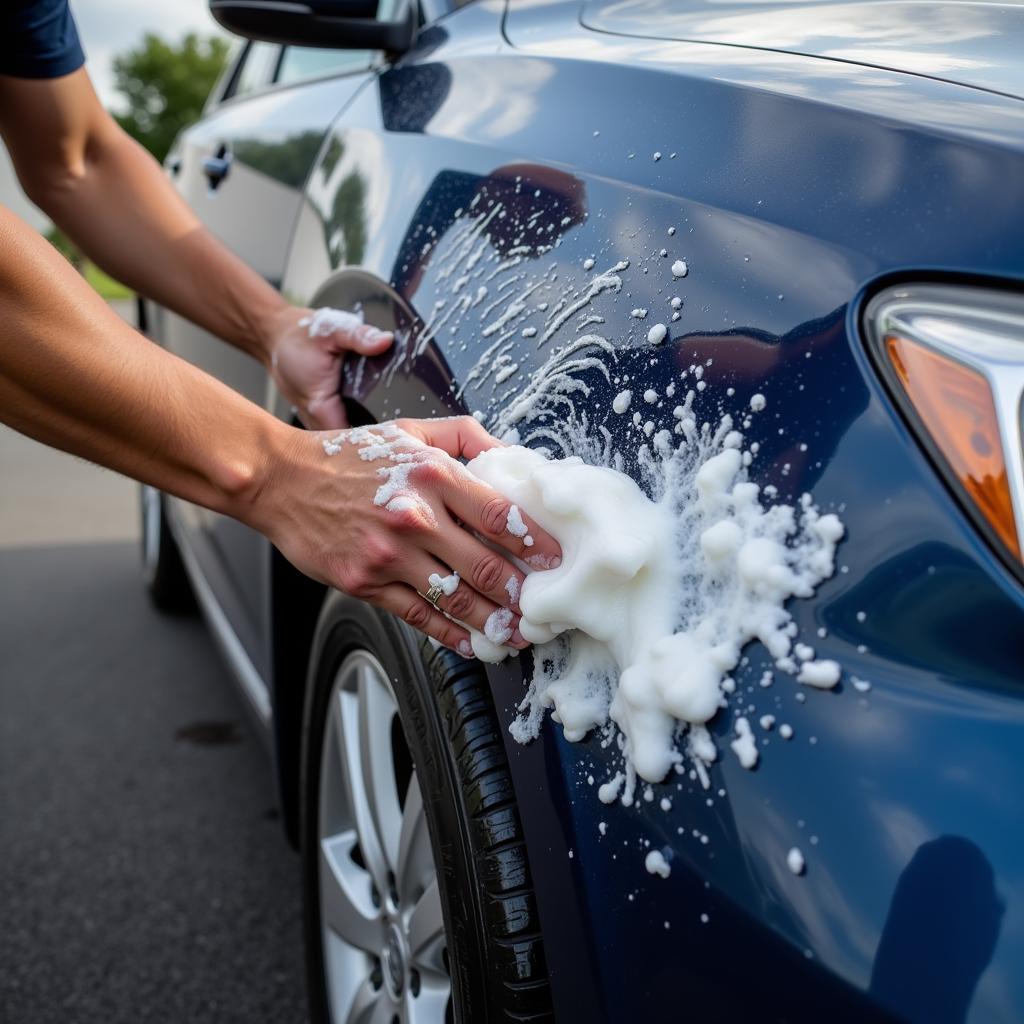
[{"left": 203, "top": 144, "right": 232, "bottom": 191}]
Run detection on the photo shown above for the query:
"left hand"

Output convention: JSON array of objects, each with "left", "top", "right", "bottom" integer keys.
[{"left": 263, "top": 305, "right": 393, "bottom": 429}]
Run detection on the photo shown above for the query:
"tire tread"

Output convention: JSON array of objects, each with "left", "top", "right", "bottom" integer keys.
[{"left": 424, "top": 643, "right": 555, "bottom": 1022}]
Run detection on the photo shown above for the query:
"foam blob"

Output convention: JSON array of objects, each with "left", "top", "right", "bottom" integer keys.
[{"left": 467, "top": 437, "right": 843, "bottom": 785}]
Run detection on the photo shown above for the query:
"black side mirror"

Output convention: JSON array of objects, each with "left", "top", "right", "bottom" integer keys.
[{"left": 210, "top": 0, "right": 416, "bottom": 55}]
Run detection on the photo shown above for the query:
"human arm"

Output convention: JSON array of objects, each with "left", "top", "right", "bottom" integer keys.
[
  {"left": 0, "top": 205, "right": 561, "bottom": 653},
  {"left": 0, "top": 67, "right": 383, "bottom": 429}
]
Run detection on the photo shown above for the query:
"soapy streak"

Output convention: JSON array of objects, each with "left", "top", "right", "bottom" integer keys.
[
  {"left": 539, "top": 260, "right": 628, "bottom": 347},
  {"left": 495, "top": 334, "right": 617, "bottom": 440}
]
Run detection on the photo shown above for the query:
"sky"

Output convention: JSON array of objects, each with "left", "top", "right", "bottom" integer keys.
[{"left": 72, "top": 0, "right": 231, "bottom": 111}]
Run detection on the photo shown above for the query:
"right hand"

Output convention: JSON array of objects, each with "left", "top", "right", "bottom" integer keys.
[{"left": 252, "top": 416, "right": 562, "bottom": 657}]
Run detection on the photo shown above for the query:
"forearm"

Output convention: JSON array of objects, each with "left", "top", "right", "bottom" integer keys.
[
  {"left": 39, "top": 130, "right": 285, "bottom": 362},
  {"left": 0, "top": 205, "right": 286, "bottom": 519},
  {"left": 0, "top": 71, "right": 286, "bottom": 362}
]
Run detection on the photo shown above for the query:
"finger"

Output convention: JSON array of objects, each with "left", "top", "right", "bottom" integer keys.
[
  {"left": 343, "top": 323, "right": 393, "bottom": 356},
  {"left": 428, "top": 523, "right": 529, "bottom": 618},
  {"left": 400, "top": 415, "right": 504, "bottom": 461},
  {"left": 404, "top": 552, "right": 522, "bottom": 642},
  {"left": 442, "top": 476, "right": 562, "bottom": 570},
  {"left": 374, "top": 583, "right": 475, "bottom": 659},
  {"left": 316, "top": 319, "right": 392, "bottom": 356}
]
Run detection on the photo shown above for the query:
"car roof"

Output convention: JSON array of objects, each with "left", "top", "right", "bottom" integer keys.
[{"left": 582, "top": 0, "right": 1024, "bottom": 101}]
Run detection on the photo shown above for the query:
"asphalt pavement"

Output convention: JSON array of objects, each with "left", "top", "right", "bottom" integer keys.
[{"left": 0, "top": 302, "right": 310, "bottom": 1022}]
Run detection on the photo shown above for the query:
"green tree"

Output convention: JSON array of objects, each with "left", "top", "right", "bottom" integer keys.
[{"left": 112, "top": 32, "right": 230, "bottom": 163}]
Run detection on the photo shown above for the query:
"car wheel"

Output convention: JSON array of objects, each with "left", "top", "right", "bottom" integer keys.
[
  {"left": 139, "top": 484, "right": 194, "bottom": 613},
  {"left": 302, "top": 593, "right": 554, "bottom": 1024}
]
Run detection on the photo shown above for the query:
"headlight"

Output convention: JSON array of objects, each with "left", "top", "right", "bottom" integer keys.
[{"left": 864, "top": 283, "right": 1024, "bottom": 575}]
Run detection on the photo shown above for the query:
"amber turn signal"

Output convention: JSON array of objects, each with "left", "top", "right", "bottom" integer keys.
[{"left": 886, "top": 334, "right": 1021, "bottom": 560}]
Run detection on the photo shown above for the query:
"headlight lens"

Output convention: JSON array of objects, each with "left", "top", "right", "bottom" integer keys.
[{"left": 865, "top": 283, "right": 1024, "bottom": 574}]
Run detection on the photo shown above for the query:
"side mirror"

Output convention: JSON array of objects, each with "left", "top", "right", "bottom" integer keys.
[{"left": 209, "top": 0, "right": 416, "bottom": 55}]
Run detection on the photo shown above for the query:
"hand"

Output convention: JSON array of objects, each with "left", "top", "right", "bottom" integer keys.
[
  {"left": 263, "top": 305, "right": 393, "bottom": 430},
  {"left": 252, "top": 416, "right": 562, "bottom": 657}
]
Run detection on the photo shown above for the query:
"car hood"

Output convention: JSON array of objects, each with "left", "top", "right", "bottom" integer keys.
[{"left": 581, "top": 0, "right": 1024, "bottom": 100}]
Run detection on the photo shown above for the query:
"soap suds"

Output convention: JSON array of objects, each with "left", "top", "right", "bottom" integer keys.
[
  {"left": 484, "top": 607, "right": 514, "bottom": 645},
  {"left": 730, "top": 717, "right": 758, "bottom": 769},
  {"left": 427, "top": 571, "right": 460, "bottom": 597},
  {"left": 647, "top": 323, "right": 667, "bottom": 346},
  {"left": 645, "top": 850, "right": 671, "bottom": 878},
  {"left": 796, "top": 659, "right": 841, "bottom": 689},
  {"left": 613, "top": 390, "right": 632, "bottom": 414},
  {"left": 506, "top": 504, "right": 528, "bottom": 538},
  {"left": 470, "top": 629, "right": 512, "bottom": 663},
  {"left": 299, "top": 307, "right": 364, "bottom": 336},
  {"left": 467, "top": 424, "right": 844, "bottom": 785},
  {"left": 671, "top": 260, "right": 688, "bottom": 278},
  {"left": 470, "top": 607, "right": 516, "bottom": 663},
  {"left": 787, "top": 847, "right": 806, "bottom": 875},
  {"left": 322, "top": 423, "right": 437, "bottom": 525}
]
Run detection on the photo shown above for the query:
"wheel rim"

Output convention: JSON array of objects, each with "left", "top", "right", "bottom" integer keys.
[
  {"left": 141, "top": 485, "right": 161, "bottom": 572},
  {"left": 318, "top": 650, "right": 451, "bottom": 1024}
]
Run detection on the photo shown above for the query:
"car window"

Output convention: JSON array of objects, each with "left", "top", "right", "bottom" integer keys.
[
  {"left": 276, "top": 46, "right": 374, "bottom": 86},
  {"left": 230, "top": 41, "right": 283, "bottom": 99}
]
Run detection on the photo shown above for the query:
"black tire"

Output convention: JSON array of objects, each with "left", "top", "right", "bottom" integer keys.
[
  {"left": 139, "top": 485, "right": 195, "bottom": 613},
  {"left": 301, "top": 592, "right": 555, "bottom": 1024}
]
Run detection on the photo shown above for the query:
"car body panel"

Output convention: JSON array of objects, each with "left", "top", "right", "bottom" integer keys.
[
  {"left": 160, "top": 70, "right": 374, "bottom": 680},
  {"left": 159, "top": 1, "right": 1024, "bottom": 1020}
]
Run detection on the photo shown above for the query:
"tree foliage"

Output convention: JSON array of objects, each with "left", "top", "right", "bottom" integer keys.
[{"left": 112, "top": 32, "right": 230, "bottom": 163}]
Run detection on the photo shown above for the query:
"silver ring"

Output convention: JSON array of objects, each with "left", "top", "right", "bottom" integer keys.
[{"left": 423, "top": 584, "right": 445, "bottom": 609}]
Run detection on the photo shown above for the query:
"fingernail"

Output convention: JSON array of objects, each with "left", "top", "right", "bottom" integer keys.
[
  {"left": 510, "top": 627, "right": 529, "bottom": 649},
  {"left": 457, "top": 639, "right": 474, "bottom": 658},
  {"left": 549, "top": 555, "right": 561, "bottom": 569}
]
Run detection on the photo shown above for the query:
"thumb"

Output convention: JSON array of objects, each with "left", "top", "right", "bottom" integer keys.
[
  {"left": 404, "top": 415, "right": 504, "bottom": 460},
  {"left": 342, "top": 324, "right": 393, "bottom": 356},
  {"left": 303, "top": 392, "right": 349, "bottom": 431}
]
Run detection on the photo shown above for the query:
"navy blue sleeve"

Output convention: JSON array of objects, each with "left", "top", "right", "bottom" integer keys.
[{"left": 0, "top": 0, "right": 85, "bottom": 80}]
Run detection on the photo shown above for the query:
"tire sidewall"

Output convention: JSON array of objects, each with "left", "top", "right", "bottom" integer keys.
[
  {"left": 139, "top": 486, "right": 194, "bottom": 613},
  {"left": 300, "top": 592, "right": 489, "bottom": 1024}
]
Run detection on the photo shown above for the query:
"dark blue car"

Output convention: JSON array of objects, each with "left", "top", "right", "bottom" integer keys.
[{"left": 139, "top": 1, "right": 1024, "bottom": 1020}]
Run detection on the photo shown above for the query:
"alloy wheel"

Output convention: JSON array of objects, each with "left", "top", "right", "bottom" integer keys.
[{"left": 318, "top": 650, "right": 451, "bottom": 1024}]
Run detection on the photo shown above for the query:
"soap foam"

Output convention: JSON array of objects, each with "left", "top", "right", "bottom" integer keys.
[
  {"left": 466, "top": 423, "right": 844, "bottom": 788},
  {"left": 428, "top": 571, "right": 460, "bottom": 597},
  {"left": 645, "top": 850, "right": 671, "bottom": 878},
  {"left": 299, "top": 306, "right": 364, "bottom": 336}
]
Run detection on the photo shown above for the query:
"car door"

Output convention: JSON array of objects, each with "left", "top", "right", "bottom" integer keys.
[
  {"left": 153, "top": 41, "right": 378, "bottom": 679},
  {"left": 278, "top": 1, "right": 1024, "bottom": 1020}
]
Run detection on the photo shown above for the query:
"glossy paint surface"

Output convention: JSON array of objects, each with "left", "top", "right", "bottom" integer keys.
[
  {"left": 280, "top": 1, "right": 1024, "bottom": 1019},
  {"left": 160, "top": 69, "right": 372, "bottom": 678},
  {"left": 583, "top": 0, "right": 1024, "bottom": 100}
]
